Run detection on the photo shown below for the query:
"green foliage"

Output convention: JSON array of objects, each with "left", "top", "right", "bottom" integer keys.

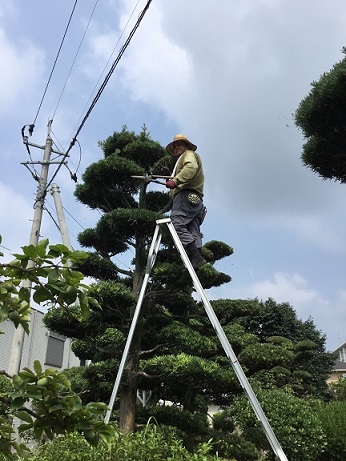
[
  {"left": 211, "top": 431, "right": 258, "bottom": 461},
  {"left": 97, "top": 208, "right": 164, "bottom": 244},
  {"left": 315, "top": 400, "right": 346, "bottom": 461},
  {"left": 211, "top": 298, "right": 262, "bottom": 324},
  {"left": 158, "top": 323, "right": 218, "bottom": 356},
  {"left": 0, "top": 236, "right": 121, "bottom": 455},
  {"left": 146, "top": 190, "right": 171, "bottom": 212},
  {"left": 20, "top": 425, "right": 218, "bottom": 461},
  {"left": 239, "top": 343, "right": 294, "bottom": 371},
  {"left": 203, "top": 240, "right": 233, "bottom": 261},
  {"left": 88, "top": 280, "right": 136, "bottom": 311},
  {"left": 75, "top": 155, "right": 142, "bottom": 212},
  {"left": 99, "top": 125, "right": 138, "bottom": 156},
  {"left": 329, "top": 377, "right": 346, "bottom": 401},
  {"left": 62, "top": 367, "right": 90, "bottom": 396},
  {"left": 140, "top": 405, "right": 210, "bottom": 436},
  {"left": 73, "top": 252, "right": 120, "bottom": 281},
  {"left": 197, "top": 263, "right": 231, "bottom": 289},
  {"left": 5, "top": 360, "right": 115, "bottom": 446},
  {"left": 237, "top": 299, "right": 334, "bottom": 398},
  {"left": 140, "top": 352, "right": 240, "bottom": 415},
  {"left": 71, "top": 359, "right": 119, "bottom": 404},
  {"left": 0, "top": 375, "right": 12, "bottom": 412},
  {"left": 212, "top": 410, "right": 234, "bottom": 432},
  {"left": 295, "top": 50, "right": 346, "bottom": 182},
  {"left": 0, "top": 372, "right": 23, "bottom": 457},
  {"left": 144, "top": 353, "right": 217, "bottom": 380},
  {"left": 0, "top": 237, "right": 100, "bottom": 334},
  {"left": 229, "top": 388, "right": 326, "bottom": 461}
]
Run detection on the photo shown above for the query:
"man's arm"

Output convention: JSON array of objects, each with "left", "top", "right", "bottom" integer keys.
[{"left": 174, "top": 151, "right": 198, "bottom": 185}]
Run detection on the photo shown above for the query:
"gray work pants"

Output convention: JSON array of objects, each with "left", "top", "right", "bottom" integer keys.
[{"left": 171, "top": 190, "right": 204, "bottom": 249}]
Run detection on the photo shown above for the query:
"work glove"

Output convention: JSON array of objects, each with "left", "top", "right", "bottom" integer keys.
[{"left": 166, "top": 179, "right": 177, "bottom": 189}]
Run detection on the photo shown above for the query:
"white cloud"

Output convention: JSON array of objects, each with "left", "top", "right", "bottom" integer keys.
[
  {"left": 0, "top": 182, "right": 57, "bottom": 260},
  {"left": 0, "top": 28, "right": 45, "bottom": 117},
  {"left": 115, "top": 1, "right": 194, "bottom": 122},
  {"left": 0, "top": 182, "right": 34, "bottom": 258},
  {"left": 243, "top": 271, "right": 344, "bottom": 350},
  {"left": 249, "top": 271, "right": 325, "bottom": 311},
  {"left": 278, "top": 214, "right": 346, "bottom": 255},
  {"left": 210, "top": 269, "right": 343, "bottom": 350}
]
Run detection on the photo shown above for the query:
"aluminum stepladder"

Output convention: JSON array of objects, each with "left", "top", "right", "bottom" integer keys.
[{"left": 105, "top": 218, "right": 289, "bottom": 461}]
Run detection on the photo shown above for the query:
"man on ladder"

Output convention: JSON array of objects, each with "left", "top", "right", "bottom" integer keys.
[{"left": 165, "top": 134, "right": 207, "bottom": 269}]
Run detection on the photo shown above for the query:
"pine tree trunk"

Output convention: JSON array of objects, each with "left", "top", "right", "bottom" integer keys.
[
  {"left": 118, "top": 239, "right": 146, "bottom": 432},
  {"left": 118, "top": 357, "right": 138, "bottom": 432},
  {"left": 118, "top": 325, "right": 142, "bottom": 432},
  {"left": 182, "top": 386, "right": 196, "bottom": 452}
]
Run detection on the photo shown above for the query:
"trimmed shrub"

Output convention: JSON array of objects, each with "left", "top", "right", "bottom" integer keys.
[
  {"left": 19, "top": 425, "right": 218, "bottom": 461},
  {"left": 228, "top": 388, "right": 326, "bottom": 461},
  {"left": 315, "top": 400, "right": 346, "bottom": 461}
]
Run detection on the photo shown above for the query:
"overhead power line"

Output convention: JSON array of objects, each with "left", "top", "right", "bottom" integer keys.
[
  {"left": 32, "top": 0, "right": 79, "bottom": 129},
  {"left": 51, "top": 0, "right": 139, "bottom": 182},
  {"left": 45, "top": 0, "right": 153, "bottom": 192},
  {"left": 65, "top": 0, "right": 153, "bottom": 157},
  {"left": 67, "top": 0, "right": 141, "bottom": 145},
  {"left": 52, "top": 0, "right": 100, "bottom": 120}
]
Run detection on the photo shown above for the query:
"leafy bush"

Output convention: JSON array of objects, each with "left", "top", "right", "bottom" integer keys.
[
  {"left": 212, "top": 410, "right": 234, "bottom": 432},
  {"left": 329, "top": 377, "right": 346, "bottom": 401},
  {"left": 139, "top": 404, "right": 210, "bottom": 435},
  {"left": 229, "top": 387, "right": 326, "bottom": 461},
  {"left": 211, "top": 431, "right": 258, "bottom": 461},
  {"left": 19, "top": 425, "right": 218, "bottom": 461},
  {"left": 315, "top": 400, "right": 346, "bottom": 461}
]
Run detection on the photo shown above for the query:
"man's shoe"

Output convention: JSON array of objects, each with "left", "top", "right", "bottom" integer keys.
[{"left": 186, "top": 243, "right": 207, "bottom": 269}]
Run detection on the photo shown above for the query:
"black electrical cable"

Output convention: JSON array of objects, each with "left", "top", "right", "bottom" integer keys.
[
  {"left": 32, "top": 0, "right": 79, "bottom": 130},
  {"left": 44, "top": 198, "right": 133, "bottom": 271},
  {"left": 65, "top": 0, "right": 153, "bottom": 157},
  {"left": 52, "top": 0, "right": 100, "bottom": 120},
  {"left": 45, "top": 0, "right": 153, "bottom": 192},
  {"left": 51, "top": 129, "right": 81, "bottom": 182},
  {"left": 67, "top": 0, "right": 141, "bottom": 144}
]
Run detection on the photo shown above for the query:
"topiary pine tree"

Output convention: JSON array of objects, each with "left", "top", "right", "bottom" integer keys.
[
  {"left": 295, "top": 48, "right": 346, "bottom": 183},
  {"left": 226, "top": 297, "right": 335, "bottom": 399},
  {"left": 44, "top": 126, "right": 233, "bottom": 435}
]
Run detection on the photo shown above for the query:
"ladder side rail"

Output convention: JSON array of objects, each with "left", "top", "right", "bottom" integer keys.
[
  {"left": 104, "top": 223, "right": 163, "bottom": 423},
  {"left": 164, "top": 219, "right": 288, "bottom": 461}
]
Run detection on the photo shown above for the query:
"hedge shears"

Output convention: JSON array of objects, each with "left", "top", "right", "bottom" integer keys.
[{"left": 131, "top": 174, "right": 172, "bottom": 185}]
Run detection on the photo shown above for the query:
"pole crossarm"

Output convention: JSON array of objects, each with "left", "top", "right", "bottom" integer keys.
[
  {"left": 23, "top": 140, "right": 65, "bottom": 156},
  {"left": 21, "top": 161, "right": 67, "bottom": 165},
  {"left": 105, "top": 218, "right": 289, "bottom": 461}
]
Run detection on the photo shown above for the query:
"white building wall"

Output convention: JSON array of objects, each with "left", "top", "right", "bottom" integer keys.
[
  {"left": 338, "top": 346, "right": 346, "bottom": 362},
  {"left": 0, "top": 308, "right": 80, "bottom": 374},
  {"left": 0, "top": 319, "right": 15, "bottom": 371}
]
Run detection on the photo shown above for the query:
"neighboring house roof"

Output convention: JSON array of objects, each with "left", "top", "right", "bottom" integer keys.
[
  {"left": 333, "top": 341, "right": 346, "bottom": 352},
  {"left": 333, "top": 360, "right": 346, "bottom": 371}
]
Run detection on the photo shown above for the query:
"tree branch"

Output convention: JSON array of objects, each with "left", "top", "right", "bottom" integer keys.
[
  {"left": 0, "top": 369, "right": 12, "bottom": 379},
  {"left": 112, "top": 264, "right": 132, "bottom": 277},
  {"left": 137, "top": 371, "right": 160, "bottom": 380},
  {"left": 140, "top": 344, "right": 162, "bottom": 357}
]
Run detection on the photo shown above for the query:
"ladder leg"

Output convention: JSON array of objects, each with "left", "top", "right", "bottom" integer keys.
[
  {"left": 104, "top": 224, "right": 163, "bottom": 423},
  {"left": 163, "top": 218, "right": 288, "bottom": 461}
]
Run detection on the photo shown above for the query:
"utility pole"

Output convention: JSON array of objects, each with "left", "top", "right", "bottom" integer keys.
[
  {"left": 8, "top": 120, "right": 67, "bottom": 375},
  {"left": 50, "top": 183, "right": 73, "bottom": 251}
]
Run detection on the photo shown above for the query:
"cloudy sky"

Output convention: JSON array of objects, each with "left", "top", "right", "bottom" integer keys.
[{"left": 1, "top": 0, "right": 345, "bottom": 351}]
